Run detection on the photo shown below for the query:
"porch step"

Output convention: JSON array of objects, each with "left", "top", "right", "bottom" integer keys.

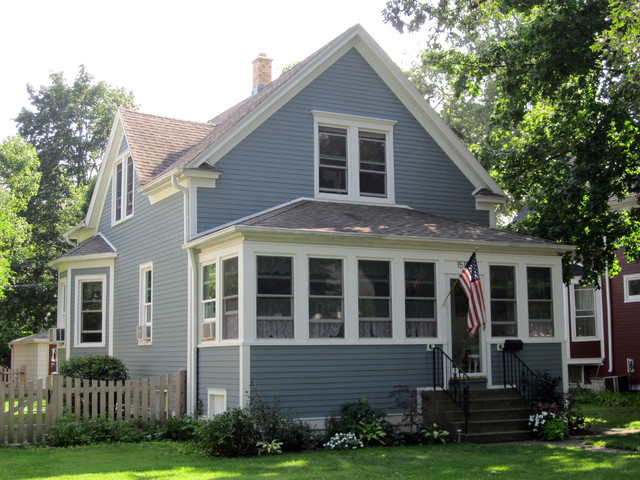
[{"left": 422, "top": 388, "right": 533, "bottom": 444}]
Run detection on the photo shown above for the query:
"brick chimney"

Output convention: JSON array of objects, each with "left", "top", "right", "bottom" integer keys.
[{"left": 252, "top": 53, "right": 272, "bottom": 95}]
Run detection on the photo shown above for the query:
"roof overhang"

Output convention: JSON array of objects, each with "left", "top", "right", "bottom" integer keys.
[
  {"left": 184, "top": 224, "right": 573, "bottom": 256},
  {"left": 139, "top": 168, "right": 221, "bottom": 205},
  {"left": 48, "top": 252, "right": 118, "bottom": 269}
]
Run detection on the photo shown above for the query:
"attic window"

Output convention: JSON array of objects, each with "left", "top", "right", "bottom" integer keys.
[
  {"left": 313, "top": 111, "right": 396, "bottom": 203},
  {"left": 113, "top": 154, "right": 134, "bottom": 224}
]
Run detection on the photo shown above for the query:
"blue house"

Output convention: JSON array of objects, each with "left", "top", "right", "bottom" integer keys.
[{"left": 51, "top": 25, "right": 570, "bottom": 425}]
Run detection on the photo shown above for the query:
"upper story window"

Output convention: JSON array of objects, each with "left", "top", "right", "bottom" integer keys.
[
  {"left": 404, "top": 261, "right": 436, "bottom": 338},
  {"left": 113, "top": 154, "right": 134, "bottom": 224},
  {"left": 527, "top": 266, "right": 554, "bottom": 337},
  {"left": 572, "top": 283, "right": 598, "bottom": 339},
  {"left": 257, "top": 256, "right": 294, "bottom": 339},
  {"left": 313, "top": 111, "right": 396, "bottom": 203},
  {"left": 624, "top": 273, "right": 640, "bottom": 303},
  {"left": 490, "top": 265, "right": 517, "bottom": 337}
]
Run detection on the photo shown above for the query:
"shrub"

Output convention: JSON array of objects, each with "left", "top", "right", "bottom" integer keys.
[
  {"left": 323, "top": 432, "right": 364, "bottom": 450},
  {"left": 49, "top": 416, "right": 157, "bottom": 447},
  {"left": 58, "top": 355, "right": 129, "bottom": 382},
  {"left": 194, "top": 408, "right": 258, "bottom": 457},
  {"left": 155, "top": 415, "right": 199, "bottom": 442},
  {"left": 250, "top": 393, "right": 318, "bottom": 452},
  {"left": 333, "top": 398, "right": 394, "bottom": 445},
  {"left": 421, "top": 423, "right": 449, "bottom": 444}
]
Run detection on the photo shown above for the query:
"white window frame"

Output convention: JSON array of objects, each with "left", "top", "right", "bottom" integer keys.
[
  {"left": 526, "top": 266, "right": 554, "bottom": 337},
  {"left": 222, "top": 256, "right": 239, "bottom": 340},
  {"left": 309, "top": 257, "right": 345, "bottom": 339},
  {"left": 404, "top": 261, "right": 437, "bottom": 338},
  {"left": 207, "top": 388, "right": 227, "bottom": 418},
  {"left": 138, "top": 262, "right": 153, "bottom": 344},
  {"left": 313, "top": 110, "right": 396, "bottom": 203},
  {"left": 75, "top": 274, "right": 107, "bottom": 347},
  {"left": 256, "top": 255, "right": 294, "bottom": 339},
  {"left": 358, "top": 259, "right": 392, "bottom": 338},
  {"left": 489, "top": 264, "right": 518, "bottom": 338},
  {"left": 112, "top": 153, "right": 134, "bottom": 225},
  {"left": 623, "top": 273, "right": 640, "bottom": 303},
  {"left": 570, "top": 281, "right": 601, "bottom": 342},
  {"left": 58, "top": 277, "right": 67, "bottom": 328},
  {"left": 201, "top": 262, "right": 217, "bottom": 341}
]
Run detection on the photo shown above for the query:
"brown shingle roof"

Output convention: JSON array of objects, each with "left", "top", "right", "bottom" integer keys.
[
  {"left": 119, "top": 109, "right": 216, "bottom": 186},
  {"left": 126, "top": 26, "right": 351, "bottom": 184},
  {"left": 207, "top": 199, "right": 565, "bottom": 247}
]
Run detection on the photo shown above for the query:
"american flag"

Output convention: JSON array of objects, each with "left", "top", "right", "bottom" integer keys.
[{"left": 459, "top": 252, "right": 486, "bottom": 335}]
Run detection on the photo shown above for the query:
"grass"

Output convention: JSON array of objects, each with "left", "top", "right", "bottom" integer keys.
[
  {"left": 584, "top": 432, "right": 640, "bottom": 452},
  {"left": 574, "top": 403, "right": 640, "bottom": 430},
  {"left": 4, "top": 394, "right": 46, "bottom": 425},
  {"left": 0, "top": 441, "right": 638, "bottom": 480}
]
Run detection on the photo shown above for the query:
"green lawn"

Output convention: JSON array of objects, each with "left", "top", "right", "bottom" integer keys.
[
  {"left": 575, "top": 403, "right": 640, "bottom": 430},
  {"left": 0, "top": 442, "right": 638, "bottom": 480}
]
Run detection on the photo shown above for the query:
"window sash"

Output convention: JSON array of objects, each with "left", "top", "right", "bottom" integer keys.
[
  {"left": 222, "top": 257, "right": 238, "bottom": 340},
  {"left": 309, "top": 258, "right": 344, "bottom": 338},
  {"left": 490, "top": 265, "right": 517, "bottom": 337},
  {"left": 574, "top": 285, "right": 597, "bottom": 338},
  {"left": 527, "top": 267, "right": 553, "bottom": 337},
  {"left": 80, "top": 280, "right": 103, "bottom": 344},
  {"left": 358, "top": 260, "right": 391, "bottom": 338},
  {"left": 257, "top": 256, "right": 293, "bottom": 339},
  {"left": 404, "top": 262, "right": 436, "bottom": 338},
  {"left": 202, "top": 264, "right": 216, "bottom": 322},
  {"left": 141, "top": 267, "right": 152, "bottom": 329},
  {"left": 114, "top": 155, "right": 133, "bottom": 222}
]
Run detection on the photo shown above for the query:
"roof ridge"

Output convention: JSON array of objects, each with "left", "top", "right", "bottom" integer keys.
[{"left": 119, "top": 108, "right": 215, "bottom": 128}]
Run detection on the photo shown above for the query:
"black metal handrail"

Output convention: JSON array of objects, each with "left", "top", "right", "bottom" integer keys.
[
  {"left": 502, "top": 349, "right": 557, "bottom": 405},
  {"left": 432, "top": 346, "right": 470, "bottom": 433}
]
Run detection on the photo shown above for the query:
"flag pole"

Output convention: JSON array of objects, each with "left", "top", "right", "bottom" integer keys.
[{"left": 442, "top": 248, "right": 478, "bottom": 306}]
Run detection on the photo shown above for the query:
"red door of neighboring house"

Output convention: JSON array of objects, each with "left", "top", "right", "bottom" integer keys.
[{"left": 49, "top": 344, "right": 57, "bottom": 374}]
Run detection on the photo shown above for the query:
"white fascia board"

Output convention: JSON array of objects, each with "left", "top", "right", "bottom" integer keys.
[
  {"left": 85, "top": 112, "right": 126, "bottom": 231},
  {"left": 186, "top": 26, "right": 366, "bottom": 169},
  {"left": 184, "top": 223, "right": 572, "bottom": 257}
]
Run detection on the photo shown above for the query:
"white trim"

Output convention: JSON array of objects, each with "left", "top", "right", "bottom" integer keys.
[
  {"left": 138, "top": 262, "right": 153, "bottom": 345},
  {"left": 623, "top": 273, "right": 640, "bottom": 303},
  {"left": 111, "top": 153, "right": 135, "bottom": 226},
  {"left": 206, "top": 388, "right": 228, "bottom": 417},
  {"left": 569, "top": 281, "right": 602, "bottom": 342},
  {"left": 312, "top": 110, "right": 396, "bottom": 204},
  {"left": 74, "top": 274, "right": 107, "bottom": 348}
]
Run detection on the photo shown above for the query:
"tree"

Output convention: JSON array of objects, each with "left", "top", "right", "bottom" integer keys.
[
  {"left": 384, "top": 0, "right": 640, "bottom": 285},
  {"left": 0, "top": 67, "right": 136, "bottom": 366},
  {"left": 0, "top": 136, "right": 40, "bottom": 298}
]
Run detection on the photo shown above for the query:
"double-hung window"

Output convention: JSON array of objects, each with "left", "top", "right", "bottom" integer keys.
[
  {"left": 77, "top": 277, "right": 105, "bottom": 345},
  {"left": 222, "top": 257, "right": 239, "bottom": 340},
  {"left": 202, "top": 263, "right": 216, "bottom": 340},
  {"left": 404, "top": 262, "right": 436, "bottom": 337},
  {"left": 309, "top": 258, "right": 344, "bottom": 338},
  {"left": 314, "top": 111, "right": 395, "bottom": 202},
  {"left": 358, "top": 260, "right": 391, "bottom": 338},
  {"left": 490, "top": 265, "right": 517, "bottom": 337},
  {"left": 572, "top": 284, "right": 597, "bottom": 338},
  {"left": 527, "top": 267, "right": 554, "bottom": 337},
  {"left": 113, "top": 154, "right": 134, "bottom": 224},
  {"left": 138, "top": 263, "right": 152, "bottom": 343},
  {"left": 257, "top": 256, "right": 293, "bottom": 338}
]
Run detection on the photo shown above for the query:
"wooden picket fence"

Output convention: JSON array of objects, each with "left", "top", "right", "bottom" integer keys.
[
  {"left": 1, "top": 370, "right": 186, "bottom": 445},
  {"left": 1, "top": 366, "right": 26, "bottom": 385}
]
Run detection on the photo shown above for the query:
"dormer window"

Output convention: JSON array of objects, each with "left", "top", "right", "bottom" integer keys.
[
  {"left": 313, "top": 111, "right": 395, "bottom": 203},
  {"left": 113, "top": 154, "right": 134, "bottom": 224}
]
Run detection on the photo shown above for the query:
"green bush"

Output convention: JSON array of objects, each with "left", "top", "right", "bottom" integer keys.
[
  {"left": 194, "top": 408, "right": 259, "bottom": 457},
  {"left": 331, "top": 398, "right": 394, "bottom": 445},
  {"left": 570, "top": 386, "right": 640, "bottom": 407},
  {"left": 49, "top": 416, "right": 157, "bottom": 447},
  {"left": 58, "top": 355, "right": 129, "bottom": 382},
  {"left": 155, "top": 415, "right": 198, "bottom": 442}
]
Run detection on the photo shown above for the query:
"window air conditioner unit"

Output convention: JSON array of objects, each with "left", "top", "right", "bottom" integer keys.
[
  {"left": 49, "top": 327, "right": 65, "bottom": 344},
  {"left": 202, "top": 322, "right": 215, "bottom": 340},
  {"left": 137, "top": 325, "right": 151, "bottom": 341}
]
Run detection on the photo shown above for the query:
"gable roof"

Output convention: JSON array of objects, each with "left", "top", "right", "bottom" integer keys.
[
  {"left": 187, "top": 199, "right": 570, "bottom": 253},
  {"left": 119, "top": 109, "right": 217, "bottom": 187}
]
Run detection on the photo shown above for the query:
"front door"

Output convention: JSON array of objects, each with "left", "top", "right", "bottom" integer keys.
[{"left": 450, "top": 279, "right": 482, "bottom": 374}]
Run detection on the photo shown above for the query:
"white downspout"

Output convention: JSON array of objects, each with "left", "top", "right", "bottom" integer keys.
[
  {"left": 606, "top": 266, "right": 614, "bottom": 373},
  {"left": 171, "top": 173, "right": 197, "bottom": 413}
]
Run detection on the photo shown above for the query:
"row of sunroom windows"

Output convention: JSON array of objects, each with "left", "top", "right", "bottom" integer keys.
[{"left": 199, "top": 256, "right": 557, "bottom": 341}]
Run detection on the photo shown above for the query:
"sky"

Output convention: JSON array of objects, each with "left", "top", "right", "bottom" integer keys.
[{"left": 0, "top": 0, "right": 424, "bottom": 141}]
